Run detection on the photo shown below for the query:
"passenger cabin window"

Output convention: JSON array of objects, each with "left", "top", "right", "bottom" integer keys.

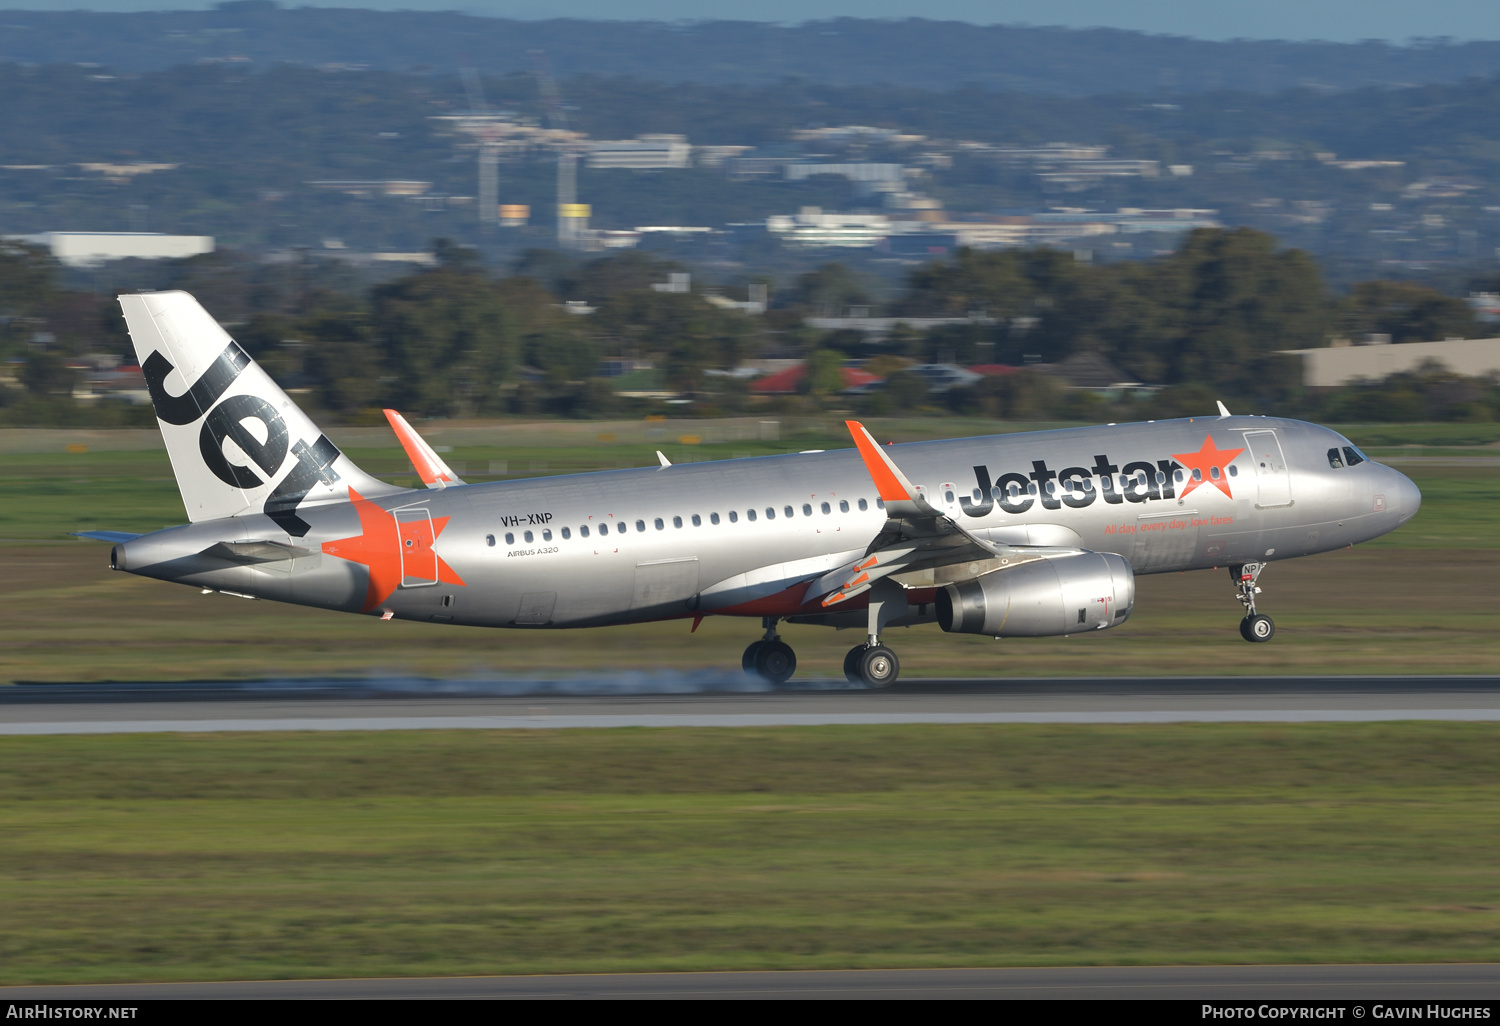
[
  {"left": 945, "top": 490, "right": 955, "bottom": 504},
  {"left": 1229, "top": 466, "right": 1238, "bottom": 477},
  {"left": 876, "top": 498, "right": 885, "bottom": 509},
  {"left": 785, "top": 505, "right": 795, "bottom": 518},
  {"left": 542, "top": 529, "right": 552, "bottom": 541},
  {"left": 486, "top": 534, "right": 495, "bottom": 547},
  {"left": 765, "top": 508, "right": 775, "bottom": 520},
  {"left": 858, "top": 499, "right": 868, "bottom": 511},
  {"left": 821, "top": 502, "right": 831, "bottom": 514},
  {"left": 653, "top": 518, "right": 663, "bottom": 531},
  {"left": 1174, "top": 469, "right": 1185, "bottom": 484},
  {"left": 673, "top": 516, "right": 683, "bottom": 528},
  {"left": 505, "top": 532, "right": 515, "bottom": 545},
  {"left": 1343, "top": 446, "right": 1366, "bottom": 467},
  {"left": 1192, "top": 468, "right": 1203, "bottom": 482},
  {"left": 692, "top": 514, "right": 701, "bottom": 526},
  {"left": 580, "top": 525, "right": 590, "bottom": 538},
  {"left": 747, "top": 509, "right": 756, "bottom": 522},
  {"left": 561, "top": 527, "right": 571, "bottom": 540},
  {"left": 524, "top": 530, "right": 534, "bottom": 543},
  {"left": 802, "top": 504, "right": 812, "bottom": 516},
  {"left": 730, "top": 511, "right": 739, "bottom": 523},
  {"left": 1327, "top": 448, "right": 1344, "bottom": 469},
  {"left": 710, "top": 513, "right": 719, "bottom": 525},
  {"left": 839, "top": 500, "right": 849, "bottom": 512},
  {"left": 599, "top": 523, "right": 608, "bottom": 536},
  {"left": 640, "top": 519, "right": 650, "bottom": 532}
]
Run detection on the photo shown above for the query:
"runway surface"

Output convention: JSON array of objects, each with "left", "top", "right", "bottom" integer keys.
[
  {"left": 3, "top": 676, "right": 1500, "bottom": 733},
  {"left": 3, "top": 964, "right": 1499, "bottom": 999}
]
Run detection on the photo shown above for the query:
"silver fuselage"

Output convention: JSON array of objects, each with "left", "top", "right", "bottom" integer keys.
[{"left": 114, "top": 415, "right": 1420, "bottom": 629}]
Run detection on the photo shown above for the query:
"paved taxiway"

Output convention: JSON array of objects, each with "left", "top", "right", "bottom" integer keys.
[
  {"left": 3, "top": 964, "right": 1499, "bottom": 999},
  {"left": 3, "top": 676, "right": 1500, "bottom": 733}
]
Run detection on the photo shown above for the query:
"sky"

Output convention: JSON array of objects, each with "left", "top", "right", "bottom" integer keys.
[{"left": 0, "top": 0, "right": 1494, "bottom": 44}]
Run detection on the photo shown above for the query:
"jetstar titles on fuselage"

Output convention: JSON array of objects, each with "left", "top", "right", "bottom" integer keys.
[{"left": 956, "top": 435, "right": 1247, "bottom": 517}]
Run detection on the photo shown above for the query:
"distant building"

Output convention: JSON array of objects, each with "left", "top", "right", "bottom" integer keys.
[
  {"left": 725, "top": 157, "right": 795, "bottom": 180},
  {"left": 694, "top": 145, "right": 753, "bottom": 168},
  {"left": 766, "top": 208, "right": 893, "bottom": 248},
  {"left": 7, "top": 232, "right": 214, "bottom": 268},
  {"left": 1469, "top": 293, "right": 1500, "bottom": 325},
  {"left": 307, "top": 180, "right": 432, "bottom": 197},
  {"left": 749, "top": 362, "right": 883, "bottom": 395},
  {"left": 804, "top": 315, "right": 978, "bottom": 338},
  {"left": 587, "top": 134, "right": 692, "bottom": 170},
  {"left": 783, "top": 162, "right": 905, "bottom": 186},
  {"left": 1282, "top": 337, "right": 1500, "bottom": 387}
]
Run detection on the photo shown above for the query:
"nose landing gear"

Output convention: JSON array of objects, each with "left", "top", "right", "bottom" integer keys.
[
  {"left": 1231, "top": 562, "right": 1275, "bottom": 642},
  {"left": 743, "top": 616, "right": 797, "bottom": 684}
]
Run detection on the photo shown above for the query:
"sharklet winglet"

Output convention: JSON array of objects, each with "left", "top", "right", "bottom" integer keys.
[
  {"left": 845, "top": 420, "right": 915, "bottom": 502},
  {"left": 384, "top": 409, "right": 465, "bottom": 489}
]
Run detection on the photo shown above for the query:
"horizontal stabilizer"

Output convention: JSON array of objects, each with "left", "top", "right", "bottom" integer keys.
[
  {"left": 200, "top": 539, "right": 313, "bottom": 565},
  {"left": 384, "top": 409, "right": 465, "bottom": 489},
  {"left": 72, "top": 531, "right": 142, "bottom": 544}
]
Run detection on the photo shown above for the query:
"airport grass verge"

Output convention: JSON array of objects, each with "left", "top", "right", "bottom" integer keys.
[{"left": 1, "top": 724, "right": 1498, "bottom": 984}]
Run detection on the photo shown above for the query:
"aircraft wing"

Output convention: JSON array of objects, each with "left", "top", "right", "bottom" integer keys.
[
  {"left": 813, "top": 420, "right": 1084, "bottom": 608},
  {"left": 384, "top": 409, "right": 465, "bottom": 488}
]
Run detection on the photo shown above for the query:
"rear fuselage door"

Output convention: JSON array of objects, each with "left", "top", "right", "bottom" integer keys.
[
  {"left": 1242, "top": 430, "right": 1293, "bottom": 508},
  {"left": 395, "top": 505, "right": 438, "bottom": 586}
]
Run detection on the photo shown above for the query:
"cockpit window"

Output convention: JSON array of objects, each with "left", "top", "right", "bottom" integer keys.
[
  {"left": 1327, "top": 447, "right": 1344, "bottom": 469},
  {"left": 1342, "top": 445, "right": 1366, "bottom": 467}
]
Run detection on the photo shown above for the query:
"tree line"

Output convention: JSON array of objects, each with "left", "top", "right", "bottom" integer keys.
[{"left": 0, "top": 228, "right": 1494, "bottom": 427}]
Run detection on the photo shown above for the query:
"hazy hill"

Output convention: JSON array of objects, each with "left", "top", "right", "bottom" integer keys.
[{"left": 2, "top": 4, "right": 1500, "bottom": 96}]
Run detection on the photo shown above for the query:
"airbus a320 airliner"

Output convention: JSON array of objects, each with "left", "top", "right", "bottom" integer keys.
[{"left": 85, "top": 292, "right": 1421, "bottom": 686}]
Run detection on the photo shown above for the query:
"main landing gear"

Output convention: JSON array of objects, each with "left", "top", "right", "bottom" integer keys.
[
  {"left": 843, "top": 578, "right": 907, "bottom": 688},
  {"left": 744, "top": 580, "right": 910, "bottom": 688},
  {"left": 1231, "top": 562, "right": 1275, "bottom": 643},
  {"left": 743, "top": 616, "right": 797, "bottom": 685}
]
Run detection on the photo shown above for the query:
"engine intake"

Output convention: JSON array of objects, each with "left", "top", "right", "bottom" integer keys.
[{"left": 936, "top": 552, "right": 1134, "bottom": 637}]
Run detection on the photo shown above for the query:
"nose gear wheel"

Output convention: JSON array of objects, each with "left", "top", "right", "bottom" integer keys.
[{"left": 1229, "top": 563, "right": 1274, "bottom": 642}]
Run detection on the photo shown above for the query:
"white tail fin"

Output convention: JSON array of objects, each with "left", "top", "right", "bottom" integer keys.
[{"left": 119, "top": 290, "right": 399, "bottom": 535}]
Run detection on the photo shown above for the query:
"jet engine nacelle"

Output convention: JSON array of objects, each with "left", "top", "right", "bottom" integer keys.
[{"left": 936, "top": 552, "right": 1135, "bottom": 637}]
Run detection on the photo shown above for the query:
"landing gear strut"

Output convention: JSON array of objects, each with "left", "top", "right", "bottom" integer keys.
[
  {"left": 743, "top": 616, "right": 797, "bottom": 684},
  {"left": 1231, "top": 562, "right": 1275, "bottom": 643},
  {"left": 843, "top": 579, "right": 907, "bottom": 687}
]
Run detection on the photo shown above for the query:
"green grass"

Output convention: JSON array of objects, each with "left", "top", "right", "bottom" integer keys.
[{"left": 2, "top": 725, "right": 1498, "bottom": 984}]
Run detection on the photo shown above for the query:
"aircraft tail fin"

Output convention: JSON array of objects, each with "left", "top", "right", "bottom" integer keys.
[{"left": 118, "top": 290, "right": 400, "bottom": 535}]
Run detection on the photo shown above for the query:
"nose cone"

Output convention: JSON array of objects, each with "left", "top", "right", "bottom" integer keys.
[{"left": 1395, "top": 470, "right": 1421, "bottom": 521}]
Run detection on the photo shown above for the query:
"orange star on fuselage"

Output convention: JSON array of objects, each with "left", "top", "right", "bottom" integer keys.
[
  {"left": 321, "top": 488, "right": 465, "bottom": 613},
  {"left": 1171, "top": 435, "right": 1246, "bottom": 500}
]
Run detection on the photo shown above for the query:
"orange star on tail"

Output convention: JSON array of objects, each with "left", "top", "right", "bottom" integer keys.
[{"left": 1171, "top": 435, "right": 1245, "bottom": 500}]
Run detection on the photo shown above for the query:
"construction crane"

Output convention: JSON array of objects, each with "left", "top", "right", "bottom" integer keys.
[
  {"left": 459, "top": 65, "right": 500, "bottom": 231},
  {"left": 530, "top": 50, "right": 586, "bottom": 249}
]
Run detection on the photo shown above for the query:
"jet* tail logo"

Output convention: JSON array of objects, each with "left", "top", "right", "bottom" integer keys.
[
  {"left": 143, "top": 341, "right": 343, "bottom": 536},
  {"left": 121, "top": 292, "right": 398, "bottom": 533}
]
